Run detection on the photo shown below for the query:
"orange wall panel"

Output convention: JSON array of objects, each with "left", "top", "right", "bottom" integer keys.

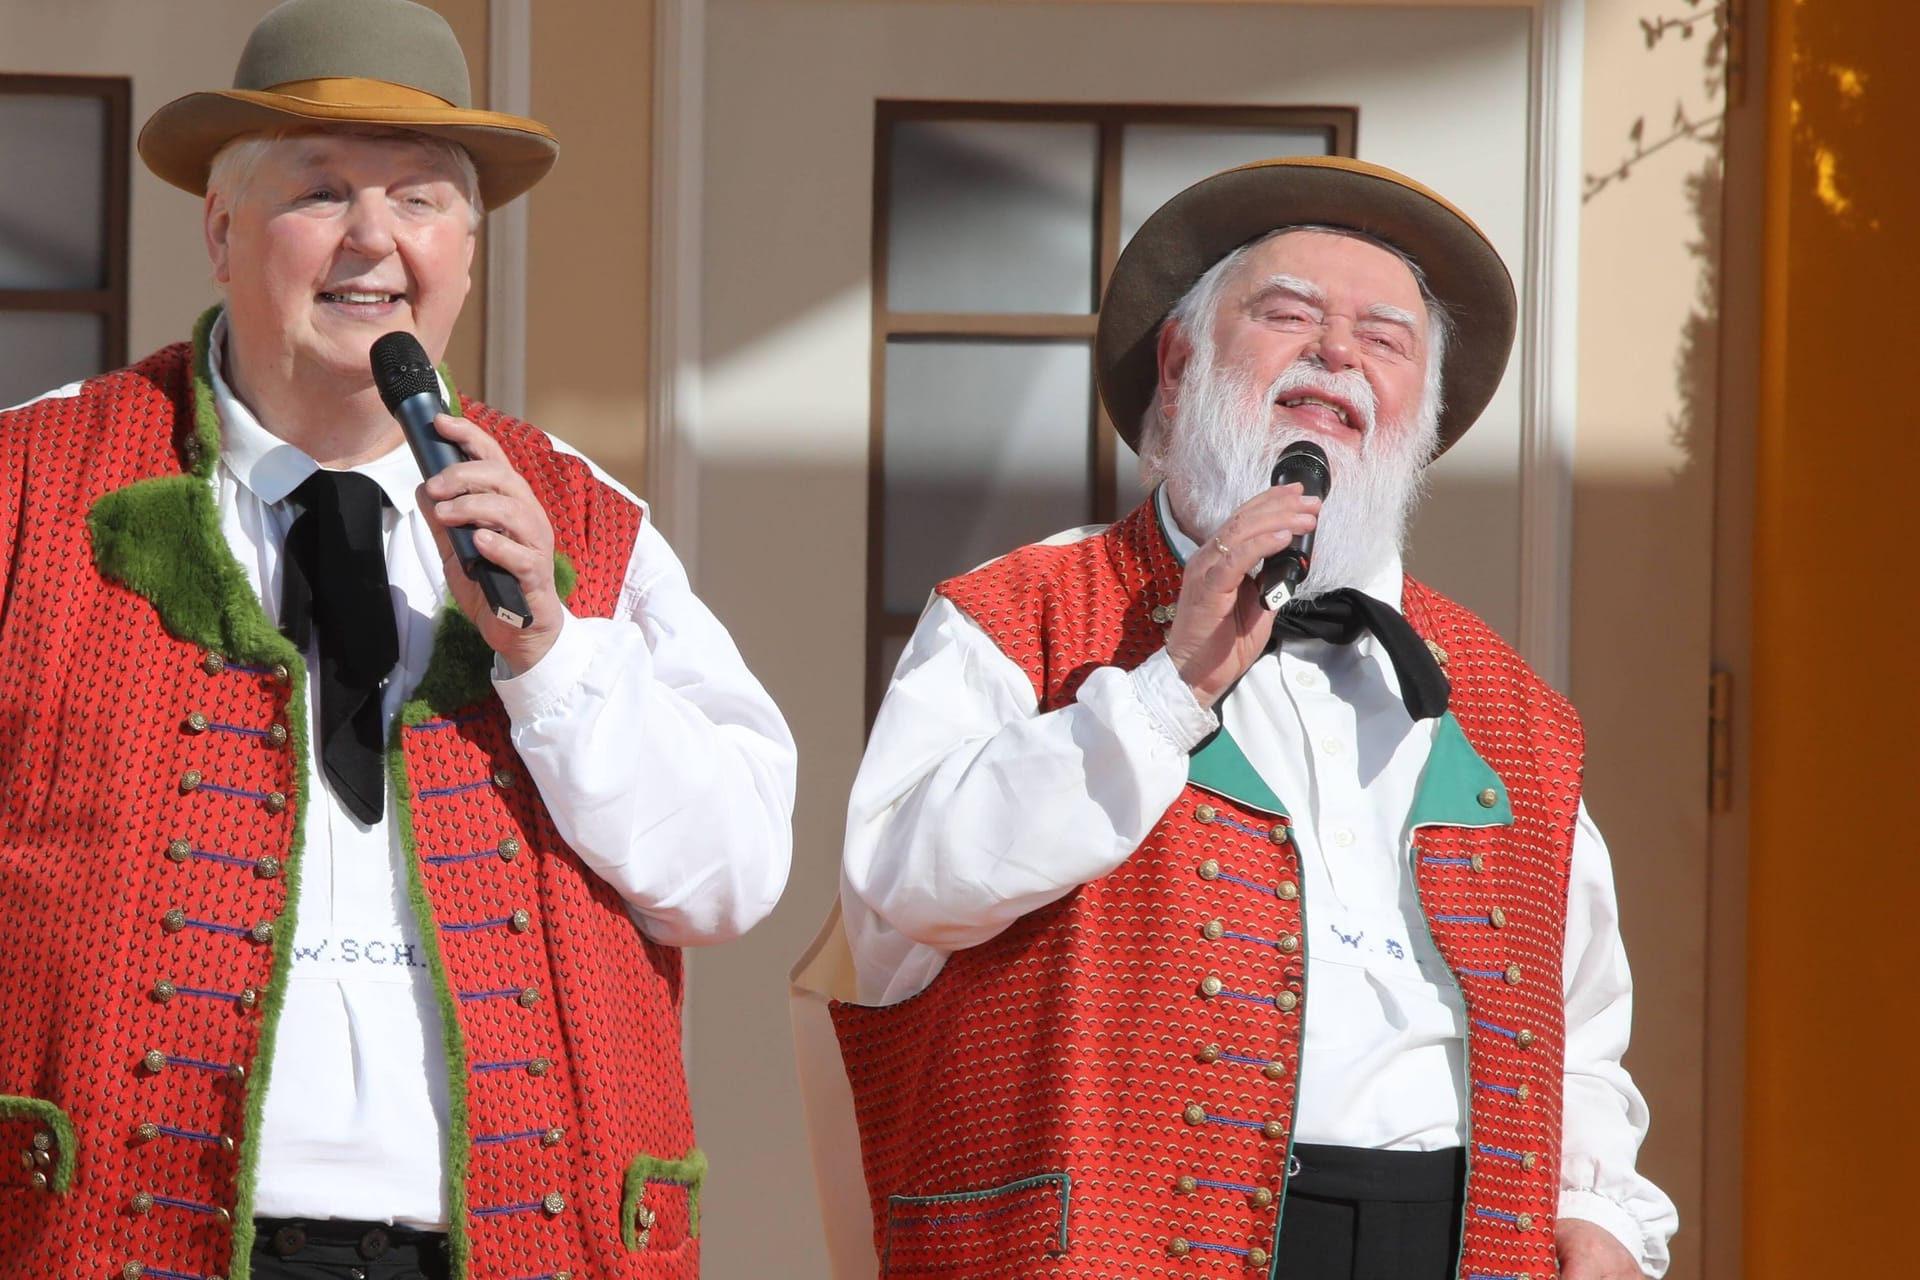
[{"left": 1747, "top": 1, "right": 1920, "bottom": 1271}]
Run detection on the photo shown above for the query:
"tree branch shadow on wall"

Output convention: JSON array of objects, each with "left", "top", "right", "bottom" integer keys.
[{"left": 1583, "top": 0, "right": 1731, "bottom": 482}]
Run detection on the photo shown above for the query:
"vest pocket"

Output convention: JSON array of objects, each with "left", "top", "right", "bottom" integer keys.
[
  {"left": 622, "top": 1147, "right": 707, "bottom": 1255},
  {"left": 882, "top": 1172, "right": 1071, "bottom": 1276},
  {"left": 0, "top": 1095, "right": 75, "bottom": 1195}
]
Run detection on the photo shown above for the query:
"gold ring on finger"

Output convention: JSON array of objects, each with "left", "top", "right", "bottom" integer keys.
[{"left": 1213, "top": 537, "right": 1231, "bottom": 557}]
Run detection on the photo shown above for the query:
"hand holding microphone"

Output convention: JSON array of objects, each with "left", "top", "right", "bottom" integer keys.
[
  {"left": 371, "top": 331, "right": 535, "bottom": 630},
  {"left": 1163, "top": 446, "right": 1324, "bottom": 706},
  {"left": 1257, "top": 440, "right": 1332, "bottom": 610}
]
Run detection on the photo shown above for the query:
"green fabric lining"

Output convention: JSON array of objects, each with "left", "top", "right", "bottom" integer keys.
[
  {"left": 622, "top": 1148, "right": 708, "bottom": 1249},
  {"left": 0, "top": 1096, "right": 77, "bottom": 1195},
  {"left": 1409, "top": 712, "right": 1515, "bottom": 830},
  {"left": 1188, "top": 729, "right": 1288, "bottom": 818}
]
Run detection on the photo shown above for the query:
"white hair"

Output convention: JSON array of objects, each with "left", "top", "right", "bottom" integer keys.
[
  {"left": 206, "top": 127, "right": 484, "bottom": 229},
  {"left": 1137, "top": 224, "right": 1450, "bottom": 480},
  {"left": 1140, "top": 224, "right": 1453, "bottom": 596}
]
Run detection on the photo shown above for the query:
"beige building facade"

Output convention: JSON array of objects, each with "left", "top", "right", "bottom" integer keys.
[{"left": 5, "top": 1, "right": 1780, "bottom": 1276}]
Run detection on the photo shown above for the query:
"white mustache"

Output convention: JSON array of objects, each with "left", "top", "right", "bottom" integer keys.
[{"left": 1265, "top": 362, "right": 1379, "bottom": 435}]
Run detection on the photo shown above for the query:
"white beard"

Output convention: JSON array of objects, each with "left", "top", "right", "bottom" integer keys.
[{"left": 1161, "top": 350, "right": 1439, "bottom": 599}]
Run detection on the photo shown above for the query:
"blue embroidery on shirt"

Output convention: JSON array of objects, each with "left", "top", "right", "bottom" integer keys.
[
  {"left": 287, "top": 938, "right": 426, "bottom": 968},
  {"left": 1330, "top": 924, "right": 1365, "bottom": 948}
]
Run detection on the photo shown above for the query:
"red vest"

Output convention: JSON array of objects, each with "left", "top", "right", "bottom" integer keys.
[
  {"left": 831, "top": 502, "right": 1583, "bottom": 1280},
  {"left": 0, "top": 317, "right": 705, "bottom": 1280}
]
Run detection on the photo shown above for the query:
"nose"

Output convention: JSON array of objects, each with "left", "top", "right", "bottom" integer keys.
[
  {"left": 1306, "top": 317, "right": 1360, "bottom": 373},
  {"left": 340, "top": 190, "right": 398, "bottom": 260}
]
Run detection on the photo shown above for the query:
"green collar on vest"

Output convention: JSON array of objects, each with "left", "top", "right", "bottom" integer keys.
[
  {"left": 88, "top": 307, "right": 304, "bottom": 668},
  {"left": 1410, "top": 711, "right": 1514, "bottom": 830},
  {"left": 88, "top": 307, "right": 578, "bottom": 718},
  {"left": 1188, "top": 712, "right": 1511, "bottom": 829},
  {"left": 1188, "top": 728, "right": 1289, "bottom": 818}
]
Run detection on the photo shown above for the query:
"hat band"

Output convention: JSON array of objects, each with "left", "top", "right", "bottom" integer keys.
[{"left": 260, "top": 77, "right": 456, "bottom": 111}]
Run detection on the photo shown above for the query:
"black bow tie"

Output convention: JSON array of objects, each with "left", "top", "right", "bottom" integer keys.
[
  {"left": 281, "top": 469, "right": 401, "bottom": 824},
  {"left": 1265, "top": 587, "right": 1450, "bottom": 721}
]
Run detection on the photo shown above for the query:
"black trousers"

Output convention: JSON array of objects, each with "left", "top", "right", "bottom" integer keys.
[
  {"left": 1275, "top": 1144, "right": 1467, "bottom": 1280},
  {"left": 248, "top": 1219, "right": 450, "bottom": 1280}
]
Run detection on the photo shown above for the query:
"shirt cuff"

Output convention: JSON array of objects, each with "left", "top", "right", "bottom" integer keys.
[
  {"left": 1128, "top": 649, "right": 1218, "bottom": 754},
  {"left": 1558, "top": 1188, "right": 1652, "bottom": 1274},
  {"left": 491, "top": 608, "right": 588, "bottom": 721}
]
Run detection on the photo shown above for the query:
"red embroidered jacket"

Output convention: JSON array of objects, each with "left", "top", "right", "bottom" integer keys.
[
  {"left": 832, "top": 502, "right": 1583, "bottom": 1280},
  {"left": 0, "top": 316, "right": 705, "bottom": 1280}
]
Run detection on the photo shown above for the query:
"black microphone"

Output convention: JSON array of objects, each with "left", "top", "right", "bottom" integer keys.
[
  {"left": 1258, "top": 440, "right": 1332, "bottom": 611},
  {"left": 370, "top": 331, "right": 534, "bottom": 629}
]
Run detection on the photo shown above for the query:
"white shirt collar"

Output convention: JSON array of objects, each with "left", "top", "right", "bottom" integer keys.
[
  {"left": 207, "top": 310, "right": 433, "bottom": 514},
  {"left": 1151, "top": 482, "right": 1405, "bottom": 609}
]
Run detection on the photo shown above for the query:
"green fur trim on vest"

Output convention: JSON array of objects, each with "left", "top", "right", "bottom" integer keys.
[
  {"left": 622, "top": 1147, "right": 708, "bottom": 1248},
  {"left": 0, "top": 1096, "right": 78, "bottom": 1195},
  {"left": 384, "top": 733, "right": 474, "bottom": 1273},
  {"left": 87, "top": 314, "right": 298, "bottom": 668},
  {"left": 399, "top": 555, "right": 578, "bottom": 726},
  {"left": 82, "top": 309, "right": 313, "bottom": 1279}
]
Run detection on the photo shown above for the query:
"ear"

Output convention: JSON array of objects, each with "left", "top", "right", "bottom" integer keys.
[
  {"left": 1155, "top": 319, "right": 1193, "bottom": 420},
  {"left": 204, "top": 191, "right": 233, "bottom": 286}
]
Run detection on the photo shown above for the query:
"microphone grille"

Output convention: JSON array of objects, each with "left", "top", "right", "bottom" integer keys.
[
  {"left": 369, "top": 331, "right": 441, "bottom": 413},
  {"left": 1273, "top": 440, "right": 1332, "bottom": 497}
]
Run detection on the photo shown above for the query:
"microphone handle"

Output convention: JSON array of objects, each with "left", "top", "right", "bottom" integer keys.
[
  {"left": 1258, "top": 530, "right": 1313, "bottom": 611},
  {"left": 394, "top": 391, "right": 534, "bottom": 629}
]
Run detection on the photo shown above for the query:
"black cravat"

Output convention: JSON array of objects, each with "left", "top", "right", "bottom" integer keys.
[
  {"left": 1266, "top": 587, "right": 1451, "bottom": 721},
  {"left": 281, "top": 470, "right": 401, "bottom": 824}
]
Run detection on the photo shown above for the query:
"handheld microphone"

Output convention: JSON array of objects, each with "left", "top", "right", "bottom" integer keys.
[
  {"left": 1258, "top": 440, "right": 1332, "bottom": 611},
  {"left": 370, "top": 331, "right": 534, "bottom": 629}
]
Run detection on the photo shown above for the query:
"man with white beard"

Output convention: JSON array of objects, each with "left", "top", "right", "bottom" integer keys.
[{"left": 820, "top": 159, "right": 1677, "bottom": 1280}]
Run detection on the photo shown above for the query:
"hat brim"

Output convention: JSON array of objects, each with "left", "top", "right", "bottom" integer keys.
[
  {"left": 1095, "top": 156, "right": 1516, "bottom": 457},
  {"left": 138, "top": 88, "right": 558, "bottom": 209}
]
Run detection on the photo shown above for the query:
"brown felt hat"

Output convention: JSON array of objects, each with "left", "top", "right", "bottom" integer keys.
[
  {"left": 1096, "top": 156, "right": 1516, "bottom": 456},
  {"left": 138, "top": 0, "right": 557, "bottom": 209}
]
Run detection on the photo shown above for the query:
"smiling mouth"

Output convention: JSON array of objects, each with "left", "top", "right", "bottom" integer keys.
[
  {"left": 1277, "top": 395, "right": 1355, "bottom": 429},
  {"left": 318, "top": 291, "right": 404, "bottom": 304}
]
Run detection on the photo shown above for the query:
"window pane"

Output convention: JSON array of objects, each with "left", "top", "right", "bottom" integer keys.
[
  {"left": 1120, "top": 125, "right": 1333, "bottom": 248},
  {"left": 883, "top": 339, "right": 1091, "bottom": 613},
  {"left": 0, "top": 94, "right": 108, "bottom": 289},
  {"left": 888, "top": 120, "right": 1098, "bottom": 314},
  {"left": 0, "top": 311, "right": 103, "bottom": 409}
]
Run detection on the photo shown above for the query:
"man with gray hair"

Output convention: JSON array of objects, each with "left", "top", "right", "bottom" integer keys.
[
  {"left": 826, "top": 158, "right": 1675, "bottom": 1279},
  {"left": 0, "top": 2, "right": 794, "bottom": 1278}
]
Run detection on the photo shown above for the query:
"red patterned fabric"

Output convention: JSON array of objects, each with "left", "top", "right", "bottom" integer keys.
[
  {"left": 832, "top": 501, "right": 1582, "bottom": 1280},
  {"left": 0, "top": 341, "right": 701, "bottom": 1280}
]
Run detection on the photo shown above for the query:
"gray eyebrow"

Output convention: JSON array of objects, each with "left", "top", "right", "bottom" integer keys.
[
  {"left": 1244, "top": 274, "right": 1327, "bottom": 310},
  {"left": 1361, "top": 302, "right": 1423, "bottom": 335}
]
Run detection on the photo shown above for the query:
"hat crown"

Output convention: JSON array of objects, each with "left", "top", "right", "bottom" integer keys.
[{"left": 233, "top": 0, "right": 471, "bottom": 108}]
